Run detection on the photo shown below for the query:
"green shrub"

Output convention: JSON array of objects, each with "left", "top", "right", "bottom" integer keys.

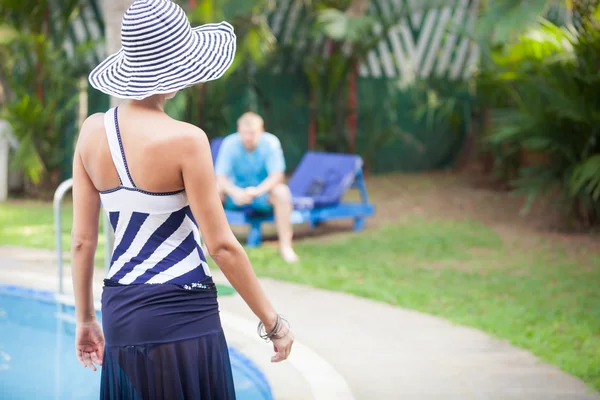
[{"left": 478, "top": 13, "right": 600, "bottom": 226}]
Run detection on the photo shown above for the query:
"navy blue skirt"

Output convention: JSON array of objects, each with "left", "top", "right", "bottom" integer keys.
[{"left": 100, "top": 279, "right": 236, "bottom": 400}]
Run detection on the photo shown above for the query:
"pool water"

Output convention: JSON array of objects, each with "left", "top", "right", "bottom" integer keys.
[{"left": 0, "top": 285, "right": 273, "bottom": 400}]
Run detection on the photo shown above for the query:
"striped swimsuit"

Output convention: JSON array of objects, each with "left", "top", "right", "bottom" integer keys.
[
  {"left": 98, "top": 107, "right": 235, "bottom": 400},
  {"left": 100, "top": 106, "right": 211, "bottom": 286}
]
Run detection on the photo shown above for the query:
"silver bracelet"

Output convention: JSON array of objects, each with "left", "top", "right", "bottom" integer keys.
[{"left": 257, "top": 314, "right": 290, "bottom": 342}]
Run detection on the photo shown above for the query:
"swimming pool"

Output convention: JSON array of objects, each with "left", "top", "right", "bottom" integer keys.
[{"left": 0, "top": 285, "right": 273, "bottom": 400}]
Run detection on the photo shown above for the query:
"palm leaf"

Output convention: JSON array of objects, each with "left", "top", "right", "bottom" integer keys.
[{"left": 570, "top": 155, "right": 600, "bottom": 200}]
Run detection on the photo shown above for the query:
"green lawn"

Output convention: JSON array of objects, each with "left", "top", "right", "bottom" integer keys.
[
  {"left": 1, "top": 201, "right": 80, "bottom": 250},
  {"left": 1, "top": 200, "right": 599, "bottom": 391}
]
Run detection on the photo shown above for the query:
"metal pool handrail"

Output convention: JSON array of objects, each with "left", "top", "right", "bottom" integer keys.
[{"left": 53, "top": 178, "right": 112, "bottom": 294}]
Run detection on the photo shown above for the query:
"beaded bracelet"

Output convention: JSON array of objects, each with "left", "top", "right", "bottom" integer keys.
[{"left": 257, "top": 314, "right": 290, "bottom": 342}]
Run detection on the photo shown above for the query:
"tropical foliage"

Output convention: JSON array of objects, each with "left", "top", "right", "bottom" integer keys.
[
  {"left": 164, "top": 0, "right": 278, "bottom": 135},
  {"left": 0, "top": 0, "right": 96, "bottom": 195},
  {"left": 475, "top": 1, "right": 600, "bottom": 225},
  {"left": 2, "top": 0, "right": 600, "bottom": 228},
  {"left": 274, "top": 0, "right": 458, "bottom": 156},
  {"left": 300, "top": 3, "right": 401, "bottom": 153}
]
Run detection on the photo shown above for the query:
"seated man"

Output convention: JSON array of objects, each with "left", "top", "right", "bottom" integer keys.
[{"left": 215, "top": 112, "right": 299, "bottom": 263}]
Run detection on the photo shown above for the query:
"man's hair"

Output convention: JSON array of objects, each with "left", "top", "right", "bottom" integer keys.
[{"left": 237, "top": 112, "right": 264, "bottom": 129}]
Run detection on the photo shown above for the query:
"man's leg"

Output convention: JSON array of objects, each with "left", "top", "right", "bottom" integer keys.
[{"left": 268, "top": 183, "right": 299, "bottom": 263}]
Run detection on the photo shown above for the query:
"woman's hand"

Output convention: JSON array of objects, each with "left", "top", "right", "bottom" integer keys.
[
  {"left": 75, "top": 320, "right": 104, "bottom": 371},
  {"left": 270, "top": 320, "right": 294, "bottom": 363}
]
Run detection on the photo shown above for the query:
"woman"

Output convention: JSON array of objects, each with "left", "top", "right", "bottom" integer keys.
[{"left": 70, "top": 0, "right": 294, "bottom": 398}]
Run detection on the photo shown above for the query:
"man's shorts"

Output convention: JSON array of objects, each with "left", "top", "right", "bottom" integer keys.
[{"left": 223, "top": 193, "right": 272, "bottom": 213}]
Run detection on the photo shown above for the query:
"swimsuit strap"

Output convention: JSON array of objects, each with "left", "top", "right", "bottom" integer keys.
[{"left": 104, "top": 107, "right": 136, "bottom": 188}]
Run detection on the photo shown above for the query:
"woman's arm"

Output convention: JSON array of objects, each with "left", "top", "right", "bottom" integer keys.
[
  {"left": 179, "top": 128, "right": 279, "bottom": 331},
  {"left": 71, "top": 122, "right": 102, "bottom": 324}
]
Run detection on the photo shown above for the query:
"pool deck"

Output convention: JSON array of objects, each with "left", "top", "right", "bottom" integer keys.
[{"left": 1, "top": 245, "right": 599, "bottom": 400}]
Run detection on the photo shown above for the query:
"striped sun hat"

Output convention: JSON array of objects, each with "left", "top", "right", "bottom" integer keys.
[{"left": 89, "top": 0, "right": 236, "bottom": 100}]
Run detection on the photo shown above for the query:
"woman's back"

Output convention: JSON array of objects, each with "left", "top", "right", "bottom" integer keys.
[
  {"left": 71, "top": 3, "right": 293, "bottom": 396},
  {"left": 80, "top": 104, "right": 190, "bottom": 193},
  {"left": 79, "top": 105, "right": 211, "bottom": 286}
]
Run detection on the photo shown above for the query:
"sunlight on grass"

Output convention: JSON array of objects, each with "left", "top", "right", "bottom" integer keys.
[{"left": 1, "top": 200, "right": 599, "bottom": 390}]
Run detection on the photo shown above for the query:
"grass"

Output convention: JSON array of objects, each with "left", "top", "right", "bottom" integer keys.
[
  {"left": 0, "top": 200, "right": 79, "bottom": 250},
  {"left": 1, "top": 200, "right": 599, "bottom": 391},
  {"left": 248, "top": 220, "right": 600, "bottom": 391}
]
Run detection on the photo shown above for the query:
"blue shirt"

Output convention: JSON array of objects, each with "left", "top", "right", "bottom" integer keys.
[{"left": 215, "top": 132, "right": 286, "bottom": 188}]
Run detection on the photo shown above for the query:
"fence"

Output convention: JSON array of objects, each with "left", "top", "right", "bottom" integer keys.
[
  {"left": 57, "top": 0, "right": 480, "bottom": 178},
  {"left": 260, "top": 0, "right": 480, "bottom": 173}
]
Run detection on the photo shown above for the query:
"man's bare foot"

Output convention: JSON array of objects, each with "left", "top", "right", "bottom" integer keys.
[{"left": 280, "top": 247, "right": 299, "bottom": 263}]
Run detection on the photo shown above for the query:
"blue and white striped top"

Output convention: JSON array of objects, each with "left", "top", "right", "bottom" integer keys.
[{"left": 99, "top": 107, "right": 212, "bottom": 286}]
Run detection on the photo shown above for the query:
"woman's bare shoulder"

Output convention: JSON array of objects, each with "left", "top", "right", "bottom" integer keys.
[
  {"left": 80, "top": 113, "right": 105, "bottom": 133},
  {"left": 167, "top": 120, "right": 211, "bottom": 155},
  {"left": 76, "top": 113, "right": 105, "bottom": 148}
]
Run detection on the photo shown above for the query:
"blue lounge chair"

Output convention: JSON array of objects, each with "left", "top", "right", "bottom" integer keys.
[{"left": 210, "top": 137, "right": 375, "bottom": 247}]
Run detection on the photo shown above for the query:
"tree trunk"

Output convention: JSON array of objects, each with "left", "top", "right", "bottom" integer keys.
[
  {"left": 453, "top": 110, "right": 477, "bottom": 173},
  {"left": 345, "top": 0, "right": 369, "bottom": 16},
  {"left": 347, "top": 63, "right": 358, "bottom": 155},
  {"left": 480, "top": 107, "right": 494, "bottom": 175},
  {"left": 35, "top": 7, "right": 50, "bottom": 103},
  {"left": 345, "top": 0, "right": 368, "bottom": 156},
  {"left": 308, "top": 89, "right": 317, "bottom": 150},
  {"left": 101, "top": 0, "right": 134, "bottom": 108}
]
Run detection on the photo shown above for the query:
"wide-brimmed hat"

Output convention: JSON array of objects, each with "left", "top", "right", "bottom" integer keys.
[{"left": 89, "top": 0, "right": 236, "bottom": 100}]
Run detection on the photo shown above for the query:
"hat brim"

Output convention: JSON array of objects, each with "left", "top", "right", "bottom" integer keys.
[{"left": 89, "top": 22, "right": 236, "bottom": 100}]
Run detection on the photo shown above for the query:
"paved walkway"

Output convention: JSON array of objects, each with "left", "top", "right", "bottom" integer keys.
[{"left": 1, "top": 245, "right": 598, "bottom": 400}]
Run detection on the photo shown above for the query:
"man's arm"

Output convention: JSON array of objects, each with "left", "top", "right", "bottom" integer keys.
[
  {"left": 216, "top": 175, "right": 243, "bottom": 197},
  {"left": 253, "top": 172, "right": 285, "bottom": 197},
  {"left": 214, "top": 137, "right": 243, "bottom": 197},
  {"left": 252, "top": 135, "right": 286, "bottom": 197}
]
